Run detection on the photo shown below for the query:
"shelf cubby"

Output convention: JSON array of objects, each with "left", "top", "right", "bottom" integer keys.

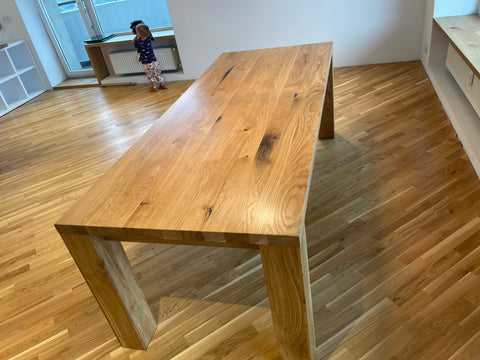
[
  {"left": 0, "top": 77, "right": 27, "bottom": 106},
  {"left": 0, "top": 51, "right": 15, "bottom": 79},
  {"left": 0, "top": 94, "right": 7, "bottom": 112},
  {"left": 8, "top": 41, "right": 35, "bottom": 72},
  {"left": 0, "top": 40, "right": 47, "bottom": 118},
  {"left": 20, "top": 68, "right": 45, "bottom": 95}
]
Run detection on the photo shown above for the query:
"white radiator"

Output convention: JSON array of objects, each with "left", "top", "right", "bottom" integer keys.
[{"left": 108, "top": 47, "right": 180, "bottom": 74}]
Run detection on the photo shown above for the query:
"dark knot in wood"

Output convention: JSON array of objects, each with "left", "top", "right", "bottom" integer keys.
[
  {"left": 255, "top": 133, "right": 279, "bottom": 162},
  {"left": 219, "top": 66, "right": 234, "bottom": 85}
]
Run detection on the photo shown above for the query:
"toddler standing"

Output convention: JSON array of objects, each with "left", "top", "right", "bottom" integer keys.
[{"left": 133, "top": 24, "right": 167, "bottom": 91}]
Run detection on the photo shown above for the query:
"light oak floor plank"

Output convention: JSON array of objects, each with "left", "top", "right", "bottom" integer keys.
[{"left": 1, "top": 62, "right": 480, "bottom": 359}]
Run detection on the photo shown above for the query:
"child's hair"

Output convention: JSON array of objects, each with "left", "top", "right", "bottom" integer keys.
[
  {"left": 130, "top": 20, "right": 154, "bottom": 40},
  {"left": 136, "top": 24, "right": 150, "bottom": 37}
]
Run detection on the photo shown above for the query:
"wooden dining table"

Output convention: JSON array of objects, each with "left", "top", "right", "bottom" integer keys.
[{"left": 55, "top": 42, "right": 334, "bottom": 359}]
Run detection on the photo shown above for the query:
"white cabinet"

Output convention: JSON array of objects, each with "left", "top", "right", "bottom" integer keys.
[
  {"left": 446, "top": 44, "right": 480, "bottom": 117},
  {"left": 0, "top": 41, "right": 47, "bottom": 118},
  {"left": 446, "top": 45, "right": 473, "bottom": 94},
  {"left": 425, "top": 15, "right": 480, "bottom": 179}
]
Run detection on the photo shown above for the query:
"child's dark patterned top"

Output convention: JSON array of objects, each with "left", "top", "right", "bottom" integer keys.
[{"left": 133, "top": 35, "right": 157, "bottom": 64}]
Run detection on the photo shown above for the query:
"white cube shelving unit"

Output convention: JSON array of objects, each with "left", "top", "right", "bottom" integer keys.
[{"left": 0, "top": 40, "right": 47, "bottom": 118}]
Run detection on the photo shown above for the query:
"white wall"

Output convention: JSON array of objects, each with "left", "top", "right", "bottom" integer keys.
[
  {"left": 15, "top": 0, "right": 66, "bottom": 87},
  {"left": 0, "top": 0, "right": 27, "bottom": 43},
  {"left": 0, "top": 0, "right": 65, "bottom": 87},
  {"left": 167, "top": 0, "right": 427, "bottom": 78},
  {"left": 421, "top": 0, "right": 436, "bottom": 65},
  {"left": 1, "top": 0, "right": 430, "bottom": 84}
]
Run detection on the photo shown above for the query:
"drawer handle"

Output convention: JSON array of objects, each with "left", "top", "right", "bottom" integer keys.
[{"left": 468, "top": 71, "right": 475, "bottom": 87}]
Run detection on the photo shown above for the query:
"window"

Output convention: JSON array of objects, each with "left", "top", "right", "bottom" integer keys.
[{"left": 38, "top": 0, "right": 172, "bottom": 74}]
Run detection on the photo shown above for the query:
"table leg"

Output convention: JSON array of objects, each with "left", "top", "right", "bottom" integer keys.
[
  {"left": 85, "top": 46, "right": 110, "bottom": 84},
  {"left": 260, "top": 232, "right": 315, "bottom": 359},
  {"left": 318, "top": 58, "right": 334, "bottom": 139},
  {"left": 61, "top": 233, "right": 157, "bottom": 350}
]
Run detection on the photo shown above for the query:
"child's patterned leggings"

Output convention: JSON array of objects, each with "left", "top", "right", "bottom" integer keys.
[{"left": 144, "top": 61, "right": 164, "bottom": 87}]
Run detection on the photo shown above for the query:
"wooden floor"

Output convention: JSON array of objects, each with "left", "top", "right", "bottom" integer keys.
[{"left": 1, "top": 61, "right": 480, "bottom": 360}]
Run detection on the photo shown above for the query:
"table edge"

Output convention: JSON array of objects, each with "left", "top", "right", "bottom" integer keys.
[{"left": 55, "top": 223, "right": 301, "bottom": 248}]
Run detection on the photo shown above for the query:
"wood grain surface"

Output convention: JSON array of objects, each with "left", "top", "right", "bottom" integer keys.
[
  {"left": 61, "top": 233, "right": 156, "bottom": 349},
  {"left": 55, "top": 43, "right": 333, "bottom": 357},
  {"left": 434, "top": 15, "right": 480, "bottom": 78},
  {"left": 260, "top": 225, "right": 315, "bottom": 359},
  {"left": 2, "top": 61, "right": 480, "bottom": 359},
  {"left": 56, "top": 43, "right": 334, "bottom": 247},
  {"left": 85, "top": 46, "right": 110, "bottom": 82}
]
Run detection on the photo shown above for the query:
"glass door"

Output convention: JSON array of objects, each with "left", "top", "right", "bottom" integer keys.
[
  {"left": 36, "top": 0, "right": 172, "bottom": 76},
  {"left": 37, "top": 0, "right": 93, "bottom": 74}
]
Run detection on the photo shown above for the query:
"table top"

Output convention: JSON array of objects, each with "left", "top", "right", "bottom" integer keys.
[
  {"left": 434, "top": 14, "right": 480, "bottom": 78},
  {"left": 84, "top": 30, "right": 175, "bottom": 48},
  {"left": 56, "top": 42, "right": 333, "bottom": 247}
]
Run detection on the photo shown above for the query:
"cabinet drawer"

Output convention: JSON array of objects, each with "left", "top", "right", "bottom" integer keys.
[
  {"left": 446, "top": 44, "right": 474, "bottom": 93},
  {"left": 446, "top": 44, "right": 480, "bottom": 118}
]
